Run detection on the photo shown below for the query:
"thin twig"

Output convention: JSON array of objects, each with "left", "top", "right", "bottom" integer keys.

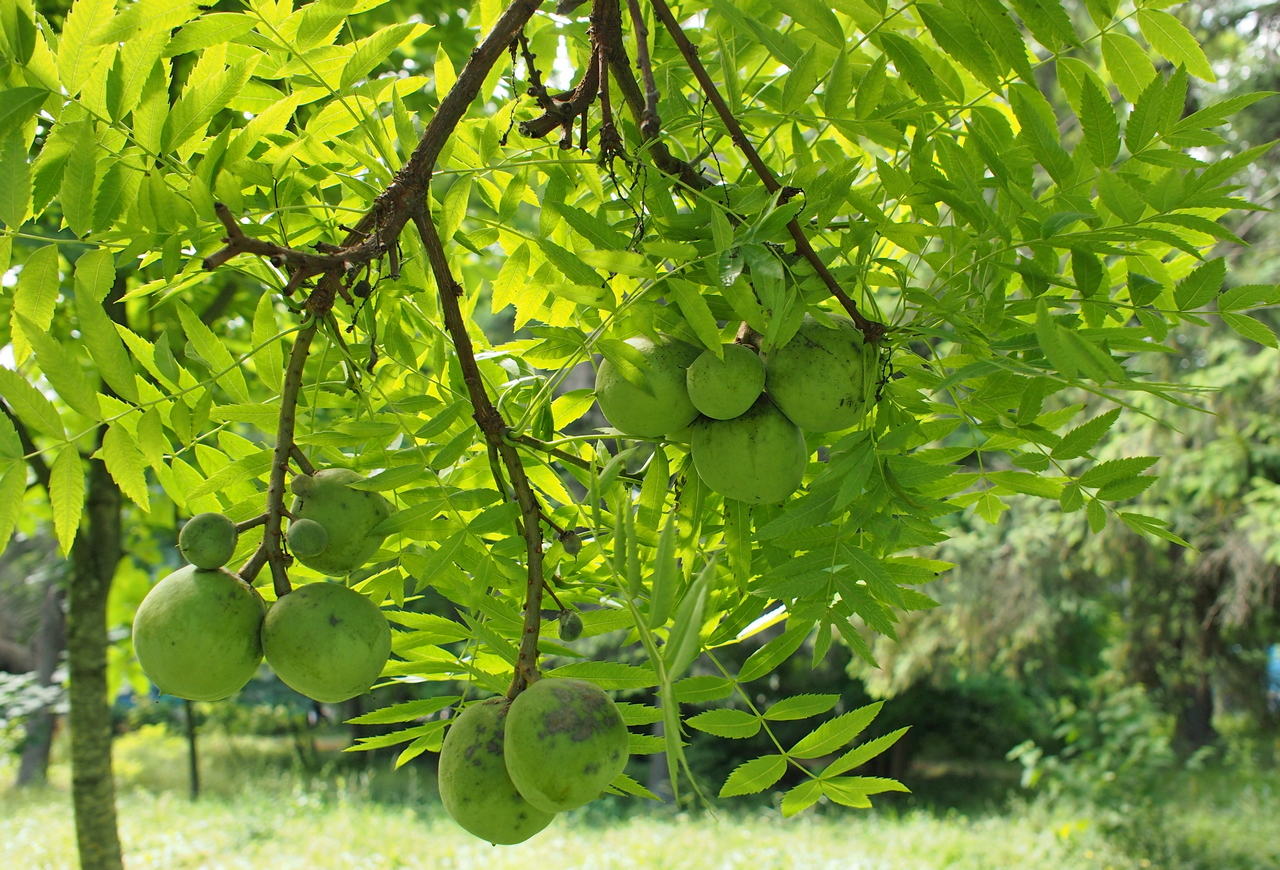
[
  {"left": 289, "top": 444, "right": 316, "bottom": 475},
  {"left": 646, "top": 0, "right": 886, "bottom": 341},
  {"left": 626, "top": 0, "right": 660, "bottom": 138},
  {"left": 234, "top": 514, "right": 268, "bottom": 534}
]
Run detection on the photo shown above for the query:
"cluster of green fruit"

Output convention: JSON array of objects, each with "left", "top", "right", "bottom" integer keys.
[
  {"left": 438, "top": 677, "right": 629, "bottom": 844},
  {"left": 132, "top": 469, "right": 394, "bottom": 703},
  {"left": 594, "top": 315, "right": 878, "bottom": 503}
]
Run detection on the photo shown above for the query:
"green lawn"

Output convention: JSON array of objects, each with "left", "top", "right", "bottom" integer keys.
[{"left": 2, "top": 730, "right": 1275, "bottom": 870}]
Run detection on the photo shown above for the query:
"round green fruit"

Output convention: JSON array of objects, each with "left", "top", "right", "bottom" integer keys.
[
  {"left": 262, "top": 582, "right": 390, "bottom": 703},
  {"left": 685, "top": 343, "right": 766, "bottom": 420},
  {"left": 557, "top": 611, "right": 584, "bottom": 642},
  {"left": 594, "top": 336, "right": 700, "bottom": 437},
  {"left": 289, "top": 468, "right": 392, "bottom": 575},
  {"left": 285, "top": 518, "right": 329, "bottom": 558},
  {"left": 689, "top": 397, "right": 807, "bottom": 504},
  {"left": 132, "top": 565, "right": 264, "bottom": 701},
  {"left": 438, "top": 698, "right": 556, "bottom": 845},
  {"left": 178, "top": 512, "right": 238, "bottom": 569},
  {"left": 764, "top": 315, "right": 876, "bottom": 432},
  {"left": 504, "top": 677, "right": 629, "bottom": 813}
]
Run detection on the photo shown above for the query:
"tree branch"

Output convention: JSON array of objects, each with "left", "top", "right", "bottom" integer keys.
[
  {"left": 646, "top": 0, "right": 886, "bottom": 341},
  {"left": 411, "top": 209, "right": 548, "bottom": 698}
]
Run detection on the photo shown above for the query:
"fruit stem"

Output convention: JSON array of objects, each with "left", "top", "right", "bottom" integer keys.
[{"left": 234, "top": 514, "right": 268, "bottom": 534}]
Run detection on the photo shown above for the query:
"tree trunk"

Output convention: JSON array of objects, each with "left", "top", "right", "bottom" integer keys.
[
  {"left": 184, "top": 700, "right": 200, "bottom": 800},
  {"left": 1173, "top": 674, "right": 1218, "bottom": 757},
  {"left": 67, "top": 458, "right": 124, "bottom": 870},
  {"left": 16, "top": 580, "right": 66, "bottom": 786}
]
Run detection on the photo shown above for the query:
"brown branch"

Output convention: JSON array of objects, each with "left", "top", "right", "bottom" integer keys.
[
  {"left": 202, "top": 202, "right": 345, "bottom": 281},
  {"left": 289, "top": 444, "right": 316, "bottom": 476},
  {"left": 647, "top": 0, "right": 886, "bottom": 341},
  {"left": 234, "top": 514, "right": 268, "bottom": 534},
  {"left": 410, "top": 208, "right": 548, "bottom": 698},
  {"left": 1, "top": 401, "right": 52, "bottom": 493},
  {"left": 597, "top": 0, "right": 706, "bottom": 190},
  {"left": 626, "top": 0, "right": 660, "bottom": 138}
]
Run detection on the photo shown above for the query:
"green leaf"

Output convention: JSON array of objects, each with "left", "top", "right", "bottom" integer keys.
[
  {"left": 74, "top": 253, "right": 137, "bottom": 402},
  {"left": 663, "top": 556, "right": 713, "bottom": 680},
  {"left": 1119, "top": 512, "right": 1190, "bottom": 548},
  {"left": 1052, "top": 407, "right": 1120, "bottom": 460},
  {"left": 1009, "top": 0, "right": 1078, "bottom": 50},
  {"left": 790, "top": 702, "right": 884, "bottom": 759},
  {"left": 542, "top": 661, "right": 658, "bottom": 689},
  {"left": 60, "top": 122, "right": 98, "bottom": 237},
  {"left": 820, "top": 775, "right": 910, "bottom": 807},
  {"left": 788, "top": 0, "right": 844, "bottom": 48},
  {"left": 0, "top": 88, "right": 46, "bottom": 133},
  {"left": 822, "top": 727, "right": 911, "bottom": 778},
  {"left": 11, "top": 245, "right": 60, "bottom": 364},
  {"left": 1174, "top": 258, "right": 1225, "bottom": 311},
  {"left": 50, "top": 445, "right": 85, "bottom": 555},
  {"left": 917, "top": 3, "right": 1002, "bottom": 90},
  {"left": 780, "top": 779, "right": 823, "bottom": 817},
  {"left": 0, "top": 463, "right": 27, "bottom": 548},
  {"left": 763, "top": 693, "right": 841, "bottom": 721},
  {"left": 1222, "top": 313, "right": 1278, "bottom": 348},
  {"left": 340, "top": 22, "right": 427, "bottom": 88},
  {"left": 685, "top": 708, "right": 762, "bottom": 739},
  {"left": 346, "top": 696, "right": 458, "bottom": 725},
  {"left": 0, "top": 130, "right": 32, "bottom": 228},
  {"left": 1102, "top": 32, "right": 1156, "bottom": 103},
  {"left": 57, "top": 0, "right": 113, "bottom": 95},
  {"left": 719, "top": 754, "right": 788, "bottom": 797},
  {"left": 21, "top": 324, "right": 101, "bottom": 420},
  {"left": 672, "top": 675, "right": 735, "bottom": 703},
  {"left": 1079, "top": 456, "right": 1158, "bottom": 488},
  {"left": 176, "top": 302, "right": 250, "bottom": 403},
  {"left": 738, "top": 621, "right": 810, "bottom": 683},
  {"left": 1078, "top": 74, "right": 1119, "bottom": 167},
  {"left": 1137, "top": 9, "right": 1213, "bottom": 81},
  {"left": 0, "top": 368, "right": 64, "bottom": 438},
  {"left": 99, "top": 423, "right": 150, "bottom": 511}
]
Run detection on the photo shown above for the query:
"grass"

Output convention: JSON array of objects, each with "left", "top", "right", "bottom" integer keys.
[{"left": 2, "top": 729, "right": 1276, "bottom": 870}]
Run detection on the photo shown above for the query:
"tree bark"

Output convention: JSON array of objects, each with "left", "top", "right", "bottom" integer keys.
[
  {"left": 184, "top": 700, "right": 200, "bottom": 800},
  {"left": 16, "top": 580, "right": 66, "bottom": 786},
  {"left": 67, "top": 457, "right": 125, "bottom": 870}
]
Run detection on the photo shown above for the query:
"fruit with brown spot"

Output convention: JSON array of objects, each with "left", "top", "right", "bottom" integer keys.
[
  {"left": 438, "top": 698, "right": 556, "bottom": 845},
  {"left": 503, "top": 677, "right": 629, "bottom": 812}
]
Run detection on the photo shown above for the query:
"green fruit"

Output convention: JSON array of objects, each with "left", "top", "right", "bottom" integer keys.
[
  {"left": 594, "top": 336, "right": 700, "bottom": 437},
  {"left": 289, "top": 468, "right": 393, "bottom": 575},
  {"left": 689, "top": 397, "right": 807, "bottom": 503},
  {"left": 286, "top": 518, "right": 329, "bottom": 558},
  {"left": 262, "top": 582, "right": 390, "bottom": 703},
  {"left": 558, "top": 611, "right": 584, "bottom": 642},
  {"left": 178, "top": 512, "right": 238, "bottom": 569},
  {"left": 438, "top": 698, "right": 556, "bottom": 845},
  {"left": 132, "top": 565, "right": 264, "bottom": 701},
  {"left": 764, "top": 315, "right": 876, "bottom": 432},
  {"left": 504, "top": 678, "right": 629, "bottom": 812},
  {"left": 685, "top": 343, "right": 766, "bottom": 420}
]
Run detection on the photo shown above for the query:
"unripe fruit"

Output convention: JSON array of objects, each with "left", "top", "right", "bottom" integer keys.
[
  {"left": 764, "top": 315, "right": 876, "bottom": 432},
  {"left": 685, "top": 343, "right": 766, "bottom": 420},
  {"left": 262, "top": 582, "right": 390, "bottom": 703},
  {"left": 559, "top": 529, "right": 582, "bottom": 556},
  {"left": 178, "top": 512, "right": 238, "bottom": 569},
  {"left": 558, "top": 610, "right": 584, "bottom": 642},
  {"left": 288, "top": 469, "right": 392, "bottom": 575},
  {"left": 594, "top": 336, "right": 700, "bottom": 437},
  {"left": 690, "top": 397, "right": 807, "bottom": 503},
  {"left": 286, "top": 518, "right": 329, "bottom": 558},
  {"left": 132, "top": 565, "right": 264, "bottom": 701},
  {"left": 504, "top": 678, "right": 629, "bottom": 812},
  {"left": 438, "top": 698, "right": 556, "bottom": 845}
]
